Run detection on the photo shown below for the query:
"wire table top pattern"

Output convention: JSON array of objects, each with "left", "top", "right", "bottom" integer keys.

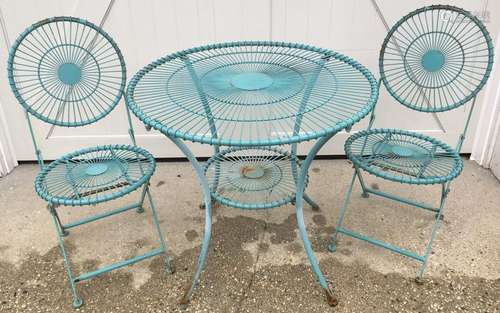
[
  {"left": 126, "top": 42, "right": 378, "bottom": 146},
  {"left": 126, "top": 41, "right": 378, "bottom": 306}
]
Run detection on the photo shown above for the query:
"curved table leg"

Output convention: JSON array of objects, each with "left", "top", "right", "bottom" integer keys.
[
  {"left": 167, "top": 136, "right": 213, "bottom": 305},
  {"left": 199, "top": 146, "right": 219, "bottom": 210},
  {"left": 211, "top": 145, "right": 220, "bottom": 192},
  {"left": 295, "top": 134, "right": 338, "bottom": 307},
  {"left": 291, "top": 144, "right": 320, "bottom": 211}
]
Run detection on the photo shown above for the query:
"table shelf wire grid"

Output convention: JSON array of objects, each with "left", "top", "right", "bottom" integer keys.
[{"left": 204, "top": 147, "right": 308, "bottom": 209}]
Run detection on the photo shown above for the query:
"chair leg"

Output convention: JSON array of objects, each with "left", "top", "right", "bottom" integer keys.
[
  {"left": 329, "top": 170, "right": 357, "bottom": 252},
  {"left": 136, "top": 183, "right": 148, "bottom": 214},
  {"left": 354, "top": 166, "right": 370, "bottom": 198},
  {"left": 46, "top": 182, "right": 175, "bottom": 309},
  {"left": 49, "top": 204, "right": 83, "bottom": 308},
  {"left": 50, "top": 204, "right": 69, "bottom": 237},
  {"left": 417, "top": 184, "right": 449, "bottom": 278},
  {"left": 331, "top": 173, "right": 450, "bottom": 278},
  {"left": 144, "top": 183, "right": 174, "bottom": 274}
]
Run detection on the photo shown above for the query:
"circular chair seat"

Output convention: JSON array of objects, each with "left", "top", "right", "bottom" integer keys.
[
  {"left": 204, "top": 147, "right": 308, "bottom": 209},
  {"left": 35, "top": 145, "right": 155, "bottom": 206},
  {"left": 345, "top": 129, "right": 463, "bottom": 185}
]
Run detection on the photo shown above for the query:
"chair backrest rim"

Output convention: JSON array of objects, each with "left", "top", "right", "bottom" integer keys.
[
  {"left": 378, "top": 4, "right": 494, "bottom": 113},
  {"left": 7, "top": 16, "right": 127, "bottom": 127}
]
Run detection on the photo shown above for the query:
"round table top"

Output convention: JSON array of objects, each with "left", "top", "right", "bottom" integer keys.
[{"left": 126, "top": 41, "right": 378, "bottom": 146}]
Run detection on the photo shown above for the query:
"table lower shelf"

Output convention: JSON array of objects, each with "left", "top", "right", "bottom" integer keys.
[{"left": 203, "top": 147, "right": 309, "bottom": 209}]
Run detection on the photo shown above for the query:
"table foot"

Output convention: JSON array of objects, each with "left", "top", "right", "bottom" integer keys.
[
  {"left": 180, "top": 285, "right": 191, "bottom": 306},
  {"left": 304, "top": 193, "right": 320, "bottom": 211},
  {"left": 325, "top": 287, "right": 339, "bottom": 307}
]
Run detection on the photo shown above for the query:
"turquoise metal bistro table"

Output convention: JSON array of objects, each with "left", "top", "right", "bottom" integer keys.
[{"left": 125, "top": 41, "right": 379, "bottom": 306}]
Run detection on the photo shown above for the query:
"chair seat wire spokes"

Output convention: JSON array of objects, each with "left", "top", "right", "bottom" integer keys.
[
  {"left": 8, "top": 16, "right": 126, "bottom": 126},
  {"left": 36, "top": 145, "right": 155, "bottom": 206},
  {"left": 345, "top": 129, "right": 463, "bottom": 185},
  {"left": 379, "top": 5, "right": 494, "bottom": 112}
]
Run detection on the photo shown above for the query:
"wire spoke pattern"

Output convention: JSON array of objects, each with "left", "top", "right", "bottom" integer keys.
[
  {"left": 35, "top": 145, "right": 155, "bottom": 206},
  {"left": 204, "top": 147, "right": 307, "bottom": 209},
  {"left": 379, "top": 5, "right": 493, "bottom": 112},
  {"left": 8, "top": 17, "right": 126, "bottom": 126},
  {"left": 345, "top": 129, "right": 463, "bottom": 184},
  {"left": 126, "top": 41, "right": 378, "bottom": 146}
]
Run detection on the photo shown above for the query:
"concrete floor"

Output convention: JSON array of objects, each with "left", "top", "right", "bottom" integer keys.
[{"left": 0, "top": 159, "right": 499, "bottom": 312}]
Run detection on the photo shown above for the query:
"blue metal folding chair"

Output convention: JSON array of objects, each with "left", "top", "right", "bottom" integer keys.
[
  {"left": 330, "top": 5, "right": 494, "bottom": 277},
  {"left": 7, "top": 16, "right": 172, "bottom": 308}
]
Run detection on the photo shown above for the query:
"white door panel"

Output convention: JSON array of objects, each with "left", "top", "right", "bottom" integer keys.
[
  {"left": 0, "top": 0, "right": 498, "bottom": 160},
  {"left": 0, "top": 0, "right": 271, "bottom": 160},
  {"left": 491, "top": 132, "right": 500, "bottom": 180}
]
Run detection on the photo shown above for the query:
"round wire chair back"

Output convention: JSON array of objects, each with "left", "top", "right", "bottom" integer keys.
[
  {"left": 8, "top": 16, "right": 126, "bottom": 127},
  {"left": 379, "top": 5, "right": 494, "bottom": 112}
]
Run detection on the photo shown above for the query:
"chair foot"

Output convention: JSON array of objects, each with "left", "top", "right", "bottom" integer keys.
[
  {"left": 325, "top": 287, "right": 338, "bottom": 307},
  {"left": 165, "top": 258, "right": 175, "bottom": 274},
  {"left": 414, "top": 276, "right": 425, "bottom": 285},
  {"left": 72, "top": 298, "right": 83, "bottom": 309},
  {"left": 136, "top": 206, "right": 145, "bottom": 213},
  {"left": 361, "top": 192, "right": 369, "bottom": 198},
  {"left": 328, "top": 242, "right": 337, "bottom": 252}
]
